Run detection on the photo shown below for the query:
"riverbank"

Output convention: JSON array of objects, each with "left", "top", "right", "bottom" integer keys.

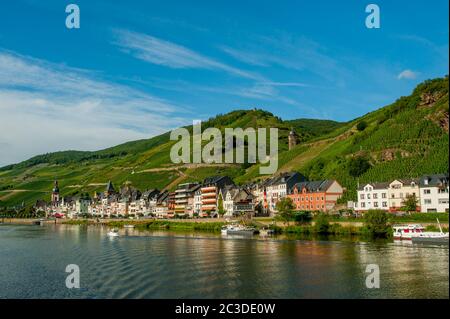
[{"left": 4, "top": 215, "right": 448, "bottom": 239}]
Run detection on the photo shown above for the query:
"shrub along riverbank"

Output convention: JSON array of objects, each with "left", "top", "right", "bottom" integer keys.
[
  {"left": 60, "top": 210, "right": 448, "bottom": 239},
  {"left": 107, "top": 220, "right": 227, "bottom": 232}
]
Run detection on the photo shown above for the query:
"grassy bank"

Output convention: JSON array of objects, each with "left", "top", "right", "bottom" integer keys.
[
  {"left": 107, "top": 220, "right": 226, "bottom": 232},
  {"left": 279, "top": 223, "right": 363, "bottom": 236}
]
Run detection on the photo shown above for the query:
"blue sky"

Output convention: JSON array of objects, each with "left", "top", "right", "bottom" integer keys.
[{"left": 0, "top": 0, "right": 448, "bottom": 166}]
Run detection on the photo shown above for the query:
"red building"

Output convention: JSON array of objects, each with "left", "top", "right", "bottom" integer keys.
[{"left": 287, "top": 180, "right": 344, "bottom": 212}]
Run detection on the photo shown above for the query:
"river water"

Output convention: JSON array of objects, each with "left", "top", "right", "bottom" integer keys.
[{"left": 0, "top": 224, "right": 448, "bottom": 298}]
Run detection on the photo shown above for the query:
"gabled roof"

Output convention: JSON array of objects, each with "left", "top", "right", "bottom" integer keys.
[
  {"left": 294, "top": 180, "right": 336, "bottom": 193},
  {"left": 419, "top": 173, "right": 449, "bottom": 187},
  {"left": 358, "top": 182, "right": 389, "bottom": 191},
  {"left": 398, "top": 178, "right": 419, "bottom": 185},
  {"left": 224, "top": 187, "right": 253, "bottom": 202},
  {"left": 203, "top": 176, "right": 226, "bottom": 185},
  {"left": 266, "top": 172, "right": 299, "bottom": 186}
]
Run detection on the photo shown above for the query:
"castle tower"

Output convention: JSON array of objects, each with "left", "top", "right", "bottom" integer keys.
[
  {"left": 51, "top": 180, "right": 60, "bottom": 206},
  {"left": 288, "top": 128, "right": 298, "bottom": 150}
]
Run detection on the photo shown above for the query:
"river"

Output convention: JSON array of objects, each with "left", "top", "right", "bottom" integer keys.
[{"left": 0, "top": 224, "right": 448, "bottom": 298}]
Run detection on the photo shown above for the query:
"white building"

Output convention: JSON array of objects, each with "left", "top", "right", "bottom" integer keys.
[
  {"left": 355, "top": 182, "right": 389, "bottom": 211},
  {"left": 419, "top": 174, "right": 449, "bottom": 213},
  {"left": 264, "top": 172, "right": 302, "bottom": 214},
  {"left": 388, "top": 179, "right": 420, "bottom": 212},
  {"left": 193, "top": 189, "right": 202, "bottom": 216},
  {"left": 222, "top": 187, "right": 254, "bottom": 217}
]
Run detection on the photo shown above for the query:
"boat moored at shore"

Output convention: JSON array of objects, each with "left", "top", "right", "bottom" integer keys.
[
  {"left": 393, "top": 224, "right": 425, "bottom": 240},
  {"left": 221, "top": 224, "right": 258, "bottom": 236}
]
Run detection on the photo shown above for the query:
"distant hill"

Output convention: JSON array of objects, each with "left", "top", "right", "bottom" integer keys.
[{"left": 0, "top": 76, "right": 448, "bottom": 207}]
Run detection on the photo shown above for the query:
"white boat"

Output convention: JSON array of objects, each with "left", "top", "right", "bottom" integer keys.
[
  {"left": 123, "top": 224, "right": 135, "bottom": 228},
  {"left": 393, "top": 224, "right": 425, "bottom": 240},
  {"left": 221, "top": 224, "right": 257, "bottom": 235},
  {"left": 411, "top": 219, "right": 449, "bottom": 245},
  {"left": 107, "top": 229, "right": 119, "bottom": 237}
]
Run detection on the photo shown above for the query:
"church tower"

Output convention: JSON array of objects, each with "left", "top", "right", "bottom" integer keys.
[
  {"left": 51, "top": 180, "right": 60, "bottom": 206},
  {"left": 288, "top": 128, "right": 298, "bottom": 150},
  {"left": 105, "top": 180, "right": 115, "bottom": 196}
]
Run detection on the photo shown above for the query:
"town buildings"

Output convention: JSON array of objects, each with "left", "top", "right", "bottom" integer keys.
[
  {"left": 288, "top": 180, "right": 343, "bottom": 212},
  {"left": 200, "top": 176, "right": 234, "bottom": 217},
  {"left": 355, "top": 174, "right": 449, "bottom": 213},
  {"left": 354, "top": 182, "right": 390, "bottom": 211},
  {"left": 222, "top": 186, "right": 254, "bottom": 217},
  {"left": 36, "top": 171, "right": 449, "bottom": 219},
  {"left": 264, "top": 172, "right": 304, "bottom": 214},
  {"left": 388, "top": 179, "right": 420, "bottom": 212},
  {"left": 419, "top": 174, "right": 449, "bottom": 213},
  {"left": 174, "top": 183, "right": 201, "bottom": 217}
]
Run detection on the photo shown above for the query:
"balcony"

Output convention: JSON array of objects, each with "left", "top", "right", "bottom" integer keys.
[
  {"left": 202, "top": 198, "right": 216, "bottom": 204},
  {"left": 201, "top": 186, "right": 216, "bottom": 193}
]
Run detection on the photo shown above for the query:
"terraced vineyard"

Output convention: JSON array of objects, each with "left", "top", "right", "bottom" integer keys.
[{"left": 0, "top": 77, "right": 448, "bottom": 207}]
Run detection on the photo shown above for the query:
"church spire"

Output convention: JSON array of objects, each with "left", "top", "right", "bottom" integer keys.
[{"left": 51, "top": 180, "right": 60, "bottom": 205}]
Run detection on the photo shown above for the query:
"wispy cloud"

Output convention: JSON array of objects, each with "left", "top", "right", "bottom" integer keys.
[
  {"left": 397, "top": 69, "right": 418, "bottom": 80},
  {"left": 219, "top": 46, "right": 270, "bottom": 67},
  {"left": 220, "top": 34, "right": 349, "bottom": 83},
  {"left": 0, "top": 50, "right": 189, "bottom": 166},
  {"left": 113, "top": 29, "right": 261, "bottom": 80}
]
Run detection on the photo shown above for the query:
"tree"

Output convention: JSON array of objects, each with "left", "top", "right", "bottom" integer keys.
[
  {"left": 293, "top": 211, "right": 312, "bottom": 224},
  {"left": 217, "top": 193, "right": 225, "bottom": 216},
  {"left": 356, "top": 121, "right": 368, "bottom": 131},
  {"left": 348, "top": 156, "right": 371, "bottom": 177},
  {"left": 364, "top": 210, "right": 390, "bottom": 237},
  {"left": 314, "top": 213, "right": 330, "bottom": 234},
  {"left": 275, "top": 197, "right": 295, "bottom": 225},
  {"left": 402, "top": 194, "right": 418, "bottom": 213}
]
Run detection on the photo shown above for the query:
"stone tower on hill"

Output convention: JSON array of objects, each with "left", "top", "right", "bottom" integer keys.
[{"left": 288, "top": 128, "right": 298, "bottom": 150}]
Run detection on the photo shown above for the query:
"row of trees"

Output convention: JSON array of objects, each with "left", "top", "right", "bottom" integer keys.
[{"left": 275, "top": 197, "right": 394, "bottom": 237}]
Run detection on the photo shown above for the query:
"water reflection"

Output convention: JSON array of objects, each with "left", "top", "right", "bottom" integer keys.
[{"left": 0, "top": 224, "right": 448, "bottom": 299}]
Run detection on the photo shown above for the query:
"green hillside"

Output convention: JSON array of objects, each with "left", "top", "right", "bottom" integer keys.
[{"left": 0, "top": 77, "right": 448, "bottom": 208}]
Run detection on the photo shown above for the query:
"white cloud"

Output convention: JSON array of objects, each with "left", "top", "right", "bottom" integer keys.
[
  {"left": 397, "top": 69, "right": 418, "bottom": 80},
  {"left": 113, "top": 29, "right": 261, "bottom": 80},
  {"left": 0, "top": 51, "right": 189, "bottom": 166}
]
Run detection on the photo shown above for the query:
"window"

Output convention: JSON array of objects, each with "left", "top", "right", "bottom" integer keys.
[
  {"left": 360, "top": 194, "right": 365, "bottom": 200},
  {"left": 423, "top": 189, "right": 431, "bottom": 194},
  {"left": 382, "top": 202, "right": 387, "bottom": 207},
  {"left": 382, "top": 193, "right": 386, "bottom": 198},
  {"left": 367, "top": 194, "right": 371, "bottom": 199},
  {"left": 374, "top": 202, "right": 379, "bottom": 207},
  {"left": 439, "top": 199, "right": 449, "bottom": 204},
  {"left": 400, "top": 193, "right": 403, "bottom": 198},
  {"left": 361, "top": 203, "right": 366, "bottom": 208},
  {"left": 373, "top": 193, "right": 378, "bottom": 199},
  {"left": 424, "top": 199, "right": 432, "bottom": 204}
]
